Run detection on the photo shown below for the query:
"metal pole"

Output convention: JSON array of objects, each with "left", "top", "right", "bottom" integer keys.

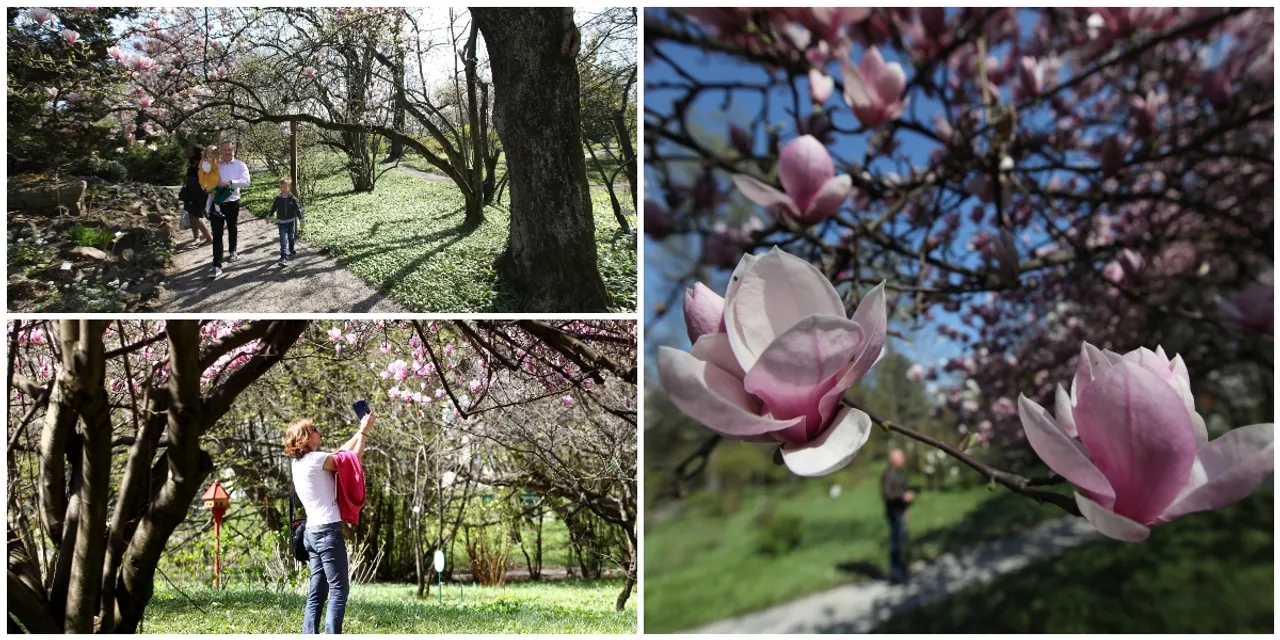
[{"left": 290, "top": 119, "right": 299, "bottom": 192}]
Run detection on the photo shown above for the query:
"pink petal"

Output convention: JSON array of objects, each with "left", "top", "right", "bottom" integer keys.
[
  {"left": 1072, "top": 342, "right": 1120, "bottom": 402},
  {"left": 795, "top": 175, "right": 851, "bottom": 225},
  {"left": 840, "top": 59, "right": 872, "bottom": 108},
  {"left": 1158, "top": 423, "right": 1274, "bottom": 523},
  {"left": 657, "top": 346, "right": 802, "bottom": 438},
  {"left": 1073, "top": 361, "right": 1198, "bottom": 524},
  {"left": 1075, "top": 492, "right": 1151, "bottom": 542},
  {"left": 730, "top": 174, "right": 799, "bottom": 217},
  {"left": 1019, "top": 395, "right": 1115, "bottom": 505},
  {"left": 809, "top": 68, "right": 834, "bottom": 104},
  {"left": 742, "top": 314, "right": 866, "bottom": 436},
  {"left": 845, "top": 281, "right": 888, "bottom": 383},
  {"left": 684, "top": 282, "right": 725, "bottom": 343},
  {"left": 779, "top": 407, "right": 873, "bottom": 477},
  {"left": 870, "top": 60, "right": 907, "bottom": 107},
  {"left": 777, "top": 135, "right": 835, "bottom": 212},
  {"left": 724, "top": 247, "right": 845, "bottom": 372},
  {"left": 690, "top": 333, "right": 744, "bottom": 380},
  {"left": 1054, "top": 384, "right": 1078, "bottom": 438}
]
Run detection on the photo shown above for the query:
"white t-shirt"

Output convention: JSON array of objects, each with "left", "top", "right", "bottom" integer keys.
[{"left": 292, "top": 451, "right": 341, "bottom": 526}]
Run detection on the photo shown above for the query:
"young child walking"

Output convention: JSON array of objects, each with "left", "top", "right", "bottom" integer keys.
[
  {"left": 268, "top": 178, "right": 305, "bottom": 266},
  {"left": 197, "top": 145, "right": 225, "bottom": 218}
]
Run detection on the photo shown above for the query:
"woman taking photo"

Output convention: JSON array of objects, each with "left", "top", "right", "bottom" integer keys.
[{"left": 283, "top": 411, "right": 374, "bottom": 634}]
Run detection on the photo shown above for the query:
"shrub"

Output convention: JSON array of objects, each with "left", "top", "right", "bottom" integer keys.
[
  {"left": 755, "top": 512, "right": 803, "bottom": 557},
  {"left": 67, "top": 155, "right": 128, "bottom": 182},
  {"left": 119, "top": 139, "right": 186, "bottom": 185}
]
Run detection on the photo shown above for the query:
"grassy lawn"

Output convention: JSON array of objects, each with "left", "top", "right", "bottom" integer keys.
[
  {"left": 143, "top": 579, "right": 636, "bottom": 634},
  {"left": 239, "top": 169, "right": 636, "bottom": 312},
  {"left": 642, "top": 463, "right": 1063, "bottom": 633},
  {"left": 400, "top": 152, "right": 630, "bottom": 191},
  {"left": 873, "top": 487, "right": 1274, "bottom": 633}
]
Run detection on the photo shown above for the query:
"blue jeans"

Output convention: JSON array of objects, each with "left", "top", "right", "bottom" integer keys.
[
  {"left": 887, "top": 509, "right": 907, "bottom": 581},
  {"left": 277, "top": 220, "right": 297, "bottom": 259},
  {"left": 303, "top": 522, "right": 349, "bottom": 634}
]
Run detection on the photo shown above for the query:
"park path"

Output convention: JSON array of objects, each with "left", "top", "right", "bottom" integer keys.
[
  {"left": 154, "top": 208, "right": 404, "bottom": 313},
  {"left": 688, "top": 516, "right": 1101, "bottom": 634}
]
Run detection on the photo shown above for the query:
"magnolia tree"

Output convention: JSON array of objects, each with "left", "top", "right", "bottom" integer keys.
[
  {"left": 71, "top": 5, "right": 612, "bottom": 310},
  {"left": 6, "top": 320, "right": 308, "bottom": 633},
  {"left": 647, "top": 8, "right": 1274, "bottom": 542},
  {"left": 6, "top": 319, "right": 637, "bottom": 632}
]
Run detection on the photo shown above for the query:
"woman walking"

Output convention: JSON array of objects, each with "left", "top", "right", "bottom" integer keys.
[
  {"left": 178, "top": 146, "right": 213, "bottom": 247},
  {"left": 283, "top": 411, "right": 375, "bottom": 634}
]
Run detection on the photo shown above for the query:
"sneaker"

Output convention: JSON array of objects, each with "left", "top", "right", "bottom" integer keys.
[
  {"left": 207, "top": 266, "right": 223, "bottom": 279},
  {"left": 289, "top": 250, "right": 297, "bottom": 258},
  {"left": 278, "top": 258, "right": 289, "bottom": 267},
  {"left": 227, "top": 251, "right": 238, "bottom": 262}
]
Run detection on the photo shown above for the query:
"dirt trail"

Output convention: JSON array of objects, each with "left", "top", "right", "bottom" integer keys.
[{"left": 154, "top": 209, "right": 404, "bottom": 313}]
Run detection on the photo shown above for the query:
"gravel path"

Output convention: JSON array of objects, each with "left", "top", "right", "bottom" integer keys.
[
  {"left": 688, "top": 516, "right": 1101, "bottom": 634},
  {"left": 154, "top": 210, "right": 404, "bottom": 313}
]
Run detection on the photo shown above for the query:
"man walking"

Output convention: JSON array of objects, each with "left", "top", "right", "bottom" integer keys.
[
  {"left": 881, "top": 448, "right": 915, "bottom": 584},
  {"left": 208, "top": 140, "right": 251, "bottom": 279}
]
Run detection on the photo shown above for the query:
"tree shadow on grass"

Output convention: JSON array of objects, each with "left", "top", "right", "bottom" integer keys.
[
  {"left": 869, "top": 489, "right": 1274, "bottom": 633},
  {"left": 911, "top": 490, "right": 1064, "bottom": 560}
]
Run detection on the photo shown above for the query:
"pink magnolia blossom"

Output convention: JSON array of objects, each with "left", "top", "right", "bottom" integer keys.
[
  {"left": 658, "top": 247, "right": 887, "bottom": 476},
  {"left": 61, "top": 29, "right": 80, "bottom": 45},
  {"left": 29, "top": 8, "right": 53, "bottom": 24},
  {"left": 808, "top": 68, "right": 834, "bottom": 105},
  {"left": 1019, "top": 343, "right": 1274, "bottom": 542},
  {"left": 841, "top": 47, "right": 908, "bottom": 127},
  {"left": 561, "top": 395, "right": 576, "bottom": 408},
  {"left": 730, "top": 135, "right": 852, "bottom": 226},
  {"left": 1014, "top": 56, "right": 1042, "bottom": 101},
  {"left": 1219, "top": 281, "right": 1273, "bottom": 334},
  {"left": 139, "top": 96, "right": 153, "bottom": 108},
  {"left": 327, "top": 328, "right": 342, "bottom": 341},
  {"left": 302, "top": 67, "right": 317, "bottom": 79},
  {"left": 906, "top": 363, "right": 925, "bottom": 382},
  {"left": 683, "top": 282, "right": 725, "bottom": 343}
]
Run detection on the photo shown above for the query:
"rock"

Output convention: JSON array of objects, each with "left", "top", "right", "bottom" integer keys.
[
  {"left": 146, "top": 211, "right": 165, "bottom": 224},
  {"left": 110, "top": 229, "right": 147, "bottom": 256},
  {"left": 8, "top": 180, "right": 87, "bottom": 216},
  {"left": 69, "top": 246, "right": 110, "bottom": 261}
]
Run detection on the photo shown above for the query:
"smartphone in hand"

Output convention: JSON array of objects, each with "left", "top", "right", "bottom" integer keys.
[{"left": 352, "top": 399, "right": 370, "bottom": 421}]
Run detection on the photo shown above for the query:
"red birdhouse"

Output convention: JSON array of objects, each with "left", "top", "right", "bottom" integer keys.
[{"left": 202, "top": 480, "right": 231, "bottom": 588}]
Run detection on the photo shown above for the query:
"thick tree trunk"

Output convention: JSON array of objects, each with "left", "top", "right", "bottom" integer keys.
[
  {"left": 471, "top": 8, "right": 611, "bottom": 312},
  {"left": 386, "top": 34, "right": 407, "bottom": 162},
  {"left": 64, "top": 321, "right": 112, "bottom": 633}
]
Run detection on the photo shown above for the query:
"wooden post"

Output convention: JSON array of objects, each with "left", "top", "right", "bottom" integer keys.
[
  {"left": 213, "top": 514, "right": 222, "bottom": 589},
  {"left": 290, "top": 119, "right": 299, "bottom": 192}
]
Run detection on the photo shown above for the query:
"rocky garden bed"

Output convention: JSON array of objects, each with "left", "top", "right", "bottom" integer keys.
[{"left": 8, "top": 175, "right": 182, "bottom": 312}]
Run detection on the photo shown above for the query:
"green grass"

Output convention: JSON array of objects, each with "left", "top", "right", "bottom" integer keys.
[
  {"left": 873, "top": 487, "right": 1274, "bottom": 633},
  {"left": 68, "top": 224, "right": 115, "bottom": 249},
  {"left": 240, "top": 170, "right": 636, "bottom": 312},
  {"left": 143, "top": 579, "right": 636, "bottom": 634},
  {"left": 400, "top": 153, "right": 631, "bottom": 190},
  {"left": 643, "top": 465, "right": 1062, "bottom": 633}
]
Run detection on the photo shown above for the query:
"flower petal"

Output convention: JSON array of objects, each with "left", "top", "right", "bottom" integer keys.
[
  {"left": 796, "top": 174, "right": 851, "bottom": 225},
  {"left": 657, "top": 346, "right": 802, "bottom": 438},
  {"left": 1075, "top": 492, "right": 1151, "bottom": 542},
  {"left": 780, "top": 407, "right": 872, "bottom": 477},
  {"left": 840, "top": 59, "right": 871, "bottom": 108},
  {"left": 724, "top": 247, "right": 845, "bottom": 372},
  {"left": 1019, "top": 395, "right": 1114, "bottom": 504},
  {"left": 690, "top": 332, "right": 744, "bottom": 380},
  {"left": 1054, "top": 384, "right": 1078, "bottom": 438},
  {"left": 845, "top": 281, "right": 888, "bottom": 383},
  {"left": 777, "top": 135, "right": 835, "bottom": 212},
  {"left": 1157, "top": 423, "right": 1274, "bottom": 523},
  {"left": 1073, "top": 361, "right": 1198, "bottom": 524},
  {"left": 731, "top": 174, "right": 799, "bottom": 217},
  {"left": 743, "top": 314, "right": 866, "bottom": 432},
  {"left": 1072, "top": 341, "right": 1117, "bottom": 403}
]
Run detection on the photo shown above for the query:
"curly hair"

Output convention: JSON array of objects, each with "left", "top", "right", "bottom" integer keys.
[{"left": 283, "top": 418, "right": 316, "bottom": 460}]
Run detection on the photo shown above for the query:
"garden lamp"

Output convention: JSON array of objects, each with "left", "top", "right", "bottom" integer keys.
[{"left": 201, "top": 480, "right": 231, "bottom": 589}]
